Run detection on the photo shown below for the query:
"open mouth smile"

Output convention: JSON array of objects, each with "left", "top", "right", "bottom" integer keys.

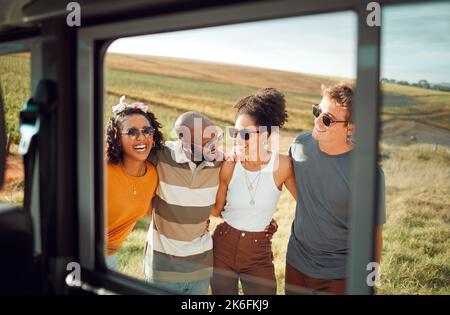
[{"left": 134, "top": 144, "right": 148, "bottom": 152}]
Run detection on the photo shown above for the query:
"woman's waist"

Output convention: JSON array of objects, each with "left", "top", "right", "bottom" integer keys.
[
  {"left": 220, "top": 212, "right": 274, "bottom": 233},
  {"left": 226, "top": 183, "right": 281, "bottom": 208},
  {"left": 222, "top": 203, "right": 277, "bottom": 221}
]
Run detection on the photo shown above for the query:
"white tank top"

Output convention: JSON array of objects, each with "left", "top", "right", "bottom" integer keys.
[{"left": 222, "top": 152, "right": 282, "bottom": 232}]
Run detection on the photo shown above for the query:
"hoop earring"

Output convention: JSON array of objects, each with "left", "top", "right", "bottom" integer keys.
[
  {"left": 345, "top": 125, "right": 353, "bottom": 145},
  {"left": 151, "top": 142, "right": 156, "bottom": 148},
  {"left": 346, "top": 134, "right": 355, "bottom": 145}
]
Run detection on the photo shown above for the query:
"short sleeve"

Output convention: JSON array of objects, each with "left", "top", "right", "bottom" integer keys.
[
  {"left": 152, "top": 167, "right": 158, "bottom": 199},
  {"left": 289, "top": 131, "right": 310, "bottom": 158},
  {"left": 288, "top": 142, "right": 294, "bottom": 158},
  {"left": 147, "top": 148, "right": 160, "bottom": 166}
]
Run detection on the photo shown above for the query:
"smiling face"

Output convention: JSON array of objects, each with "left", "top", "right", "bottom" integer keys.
[
  {"left": 233, "top": 114, "right": 268, "bottom": 161},
  {"left": 312, "top": 96, "right": 353, "bottom": 146},
  {"left": 119, "top": 114, "right": 154, "bottom": 163},
  {"left": 180, "top": 124, "right": 218, "bottom": 162}
]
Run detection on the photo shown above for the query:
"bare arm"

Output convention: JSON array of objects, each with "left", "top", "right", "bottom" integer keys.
[
  {"left": 211, "top": 161, "right": 235, "bottom": 217},
  {"left": 374, "top": 225, "right": 383, "bottom": 264},
  {"left": 284, "top": 157, "right": 297, "bottom": 201},
  {"left": 278, "top": 154, "right": 297, "bottom": 201},
  {"left": 262, "top": 155, "right": 296, "bottom": 240}
]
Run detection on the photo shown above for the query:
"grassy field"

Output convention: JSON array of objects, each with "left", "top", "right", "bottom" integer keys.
[
  {"left": 1, "top": 52, "right": 449, "bottom": 294},
  {"left": 105, "top": 53, "right": 450, "bottom": 130},
  {"left": 106, "top": 54, "right": 450, "bottom": 295},
  {"left": 114, "top": 108, "right": 450, "bottom": 295},
  {"left": 378, "top": 143, "right": 450, "bottom": 294},
  {"left": 0, "top": 52, "right": 30, "bottom": 144}
]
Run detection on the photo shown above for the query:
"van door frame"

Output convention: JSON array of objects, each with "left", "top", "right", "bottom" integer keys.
[
  {"left": 0, "top": 20, "right": 79, "bottom": 294},
  {"left": 0, "top": 36, "right": 44, "bottom": 258},
  {"left": 76, "top": 0, "right": 382, "bottom": 295},
  {"left": 77, "top": 0, "right": 428, "bottom": 294}
]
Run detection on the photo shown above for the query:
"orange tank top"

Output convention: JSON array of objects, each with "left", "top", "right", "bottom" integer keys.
[{"left": 107, "top": 161, "right": 157, "bottom": 255}]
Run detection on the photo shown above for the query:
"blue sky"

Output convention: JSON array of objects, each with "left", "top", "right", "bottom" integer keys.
[
  {"left": 381, "top": 1, "right": 450, "bottom": 84},
  {"left": 108, "top": 1, "right": 450, "bottom": 84}
]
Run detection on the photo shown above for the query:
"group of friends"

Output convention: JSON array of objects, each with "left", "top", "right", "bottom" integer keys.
[{"left": 105, "top": 83, "right": 386, "bottom": 295}]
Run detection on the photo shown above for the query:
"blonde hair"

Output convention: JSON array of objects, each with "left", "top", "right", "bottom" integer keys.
[{"left": 321, "top": 82, "right": 354, "bottom": 122}]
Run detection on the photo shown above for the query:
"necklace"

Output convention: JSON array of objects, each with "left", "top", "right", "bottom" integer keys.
[
  {"left": 242, "top": 152, "right": 272, "bottom": 206},
  {"left": 120, "top": 163, "right": 146, "bottom": 196},
  {"left": 243, "top": 162, "right": 262, "bottom": 206},
  {"left": 246, "top": 170, "right": 260, "bottom": 191}
]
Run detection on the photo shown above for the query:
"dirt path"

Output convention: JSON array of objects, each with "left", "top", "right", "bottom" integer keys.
[
  {"left": 2, "top": 154, "right": 23, "bottom": 185},
  {"left": 381, "top": 119, "right": 450, "bottom": 146},
  {"left": 0, "top": 154, "right": 24, "bottom": 203}
]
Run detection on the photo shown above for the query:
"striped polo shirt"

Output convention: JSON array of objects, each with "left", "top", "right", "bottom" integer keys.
[{"left": 144, "top": 140, "right": 222, "bottom": 282}]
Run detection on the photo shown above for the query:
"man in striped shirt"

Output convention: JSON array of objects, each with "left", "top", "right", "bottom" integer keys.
[{"left": 144, "top": 112, "right": 223, "bottom": 294}]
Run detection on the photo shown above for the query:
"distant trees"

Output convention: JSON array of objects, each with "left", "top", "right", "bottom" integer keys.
[
  {"left": 417, "top": 80, "right": 430, "bottom": 89},
  {"left": 380, "top": 78, "right": 397, "bottom": 84},
  {"left": 380, "top": 78, "right": 450, "bottom": 91},
  {"left": 434, "top": 84, "right": 450, "bottom": 92},
  {"left": 380, "top": 78, "right": 410, "bottom": 86}
]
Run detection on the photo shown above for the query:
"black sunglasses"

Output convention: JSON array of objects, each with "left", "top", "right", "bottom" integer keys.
[
  {"left": 228, "top": 127, "right": 260, "bottom": 141},
  {"left": 312, "top": 104, "right": 348, "bottom": 127},
  {"left": 121, "top": 126, "right": 155, "bottom": 138}
]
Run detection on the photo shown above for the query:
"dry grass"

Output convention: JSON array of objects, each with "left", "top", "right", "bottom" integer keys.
[
  {"left": 106, "top": 53, "right": 340, "bottom": 96},
  {"left": 115, "top": 102, "right": 449, "bottom": 294},
  {"left": 105, "top": 67, "right": 314, "bottom": 132},
  {"left": 377, "top": 143, "right": 450, "bottom": 294},
  {"left": 1, "top": 52, "right": 449, "bottom": 294}
]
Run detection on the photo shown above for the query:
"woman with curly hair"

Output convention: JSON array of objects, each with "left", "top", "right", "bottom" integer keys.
[
  {"left": 105, "top": 96, "right": 163, "bottom": 270},
  {"left": 211, "top": 88, "right": 297, "bottom": 294}
]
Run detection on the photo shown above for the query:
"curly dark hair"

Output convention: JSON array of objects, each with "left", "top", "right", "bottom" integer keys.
[
  {"left": 233, "top": 88, "right": 288, "bottom": 136},
  {"left": 106, "top": 108, "right": 164, "bottom": 164}
]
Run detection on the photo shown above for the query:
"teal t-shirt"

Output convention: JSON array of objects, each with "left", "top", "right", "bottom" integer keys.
[{"left": 287, "top": 132, "right": 386, "bottom": 279}]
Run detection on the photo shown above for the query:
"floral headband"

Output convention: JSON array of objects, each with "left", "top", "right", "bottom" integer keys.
[{"left": 112, "top": 95, "right": 149, "bottom": 115}]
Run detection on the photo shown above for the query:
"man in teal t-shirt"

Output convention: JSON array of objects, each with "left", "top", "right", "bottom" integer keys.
[{"left": 286, "top": 83, "right": 386, "bottom": 295}]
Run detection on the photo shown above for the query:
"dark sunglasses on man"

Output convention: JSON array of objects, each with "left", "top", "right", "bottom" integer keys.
[
  {"left": 312, "top": 104, "right": 348, "bottom": 127},
  {"left": 121, "top": 126, "right": 155, "bottom": 138},
  {"left": 228, "top": 127, "right": 260, "bottom": 141}
]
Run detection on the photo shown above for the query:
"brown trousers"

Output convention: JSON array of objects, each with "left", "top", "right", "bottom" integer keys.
[
  {"left": 211, "top": 221, "right": 277, "bottom": 295},
  {"left": 285, "top": 263, "right": 347, "bottom": 295}
]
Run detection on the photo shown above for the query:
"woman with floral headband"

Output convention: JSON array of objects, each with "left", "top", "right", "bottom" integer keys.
[{"left": 105, "top": 96, "right": 164, "bottom": 270}]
